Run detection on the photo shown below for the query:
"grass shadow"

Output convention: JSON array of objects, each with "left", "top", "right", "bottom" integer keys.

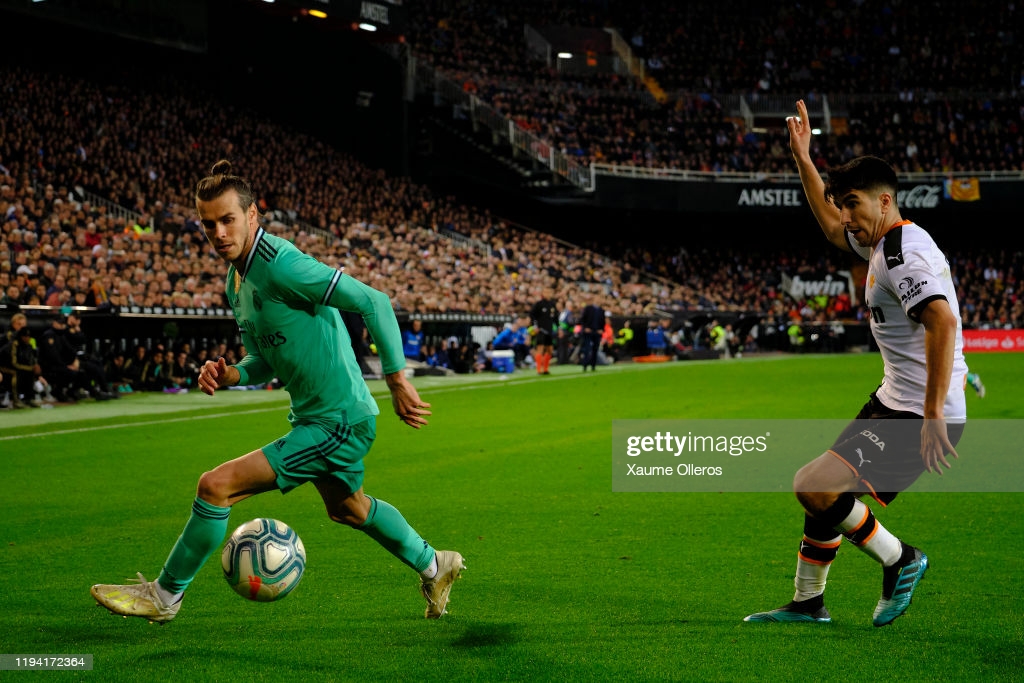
[{"left": 451, "top": 622, "right": 519, "bottom": 649}]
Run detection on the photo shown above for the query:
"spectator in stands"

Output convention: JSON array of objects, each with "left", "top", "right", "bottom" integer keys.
[
  {"left": 476, "top": 341, "right": 494, "bottom": 373},
  {"left": 645, "top": 319, "right": 667, "bottom": 356},
  {"left": 63, "top": 312, "right": 117, "bottom": 399},
  {"left": 1, "top": 283, "right": 22, "bottom": 307},
  {"left": 709, "top": 319, "right": 729, "bottom": 357},
  {"left": 1, "top": 321, "right": 41, "bottom": 408},
  {"left": 167, "top": 348, "right": 198, "bottom": 393},
  {"left": 402, "top": 318, "right": 425, "bottom": 363},
  {"left": 0, "top": 29, "right": 1020, "bottom": 343},
  {"left": 140, "top": 348, "right": 171, "bottom": 392},
  {"left": 425, "top": 340, "right": 451, "bottom": 370},
  {"left": 491, "top": 321, "right": 517, "bottom": 352},
  {"left": 613, "top": 319, "right": 634, "bottom": 360},
  {"left": 787, "top": 320, "right": 806, "bottom": 352},
  {"left": 121, "top": 344, "right": 148, "bottom": 392},
  {"left": 104, "top": 349, "right": 134, "bottom": 394},
  {"left": 38, "top": 316, "right": 98, "bottom": 402},
  {"left": 450, "top": 342, "right": 472, "bottom": 374}
]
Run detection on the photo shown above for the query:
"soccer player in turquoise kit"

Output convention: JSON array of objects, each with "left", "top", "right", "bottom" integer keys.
[{"left": 92, "top": 160, "right": 464, "bottom": 622}]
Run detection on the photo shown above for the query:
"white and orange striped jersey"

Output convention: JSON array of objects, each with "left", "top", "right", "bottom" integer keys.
[{"left": 847, "top": 222, "right": 967, "bottom": 422}]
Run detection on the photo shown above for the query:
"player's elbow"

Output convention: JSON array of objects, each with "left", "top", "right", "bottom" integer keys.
[
  {"left": 919, "top": 299, "right": 957, "bottom": 335},
  {"left": 368, "top": 286, "right": 392, "bottom": 310}
]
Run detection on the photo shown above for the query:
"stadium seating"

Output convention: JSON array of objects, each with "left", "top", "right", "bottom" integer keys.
[
  {"left": 406, "top": 0, "right": 1024, "bottom": 171},
  {"left": 1, "top": 1, "right": 1021, "bottom": 401}
]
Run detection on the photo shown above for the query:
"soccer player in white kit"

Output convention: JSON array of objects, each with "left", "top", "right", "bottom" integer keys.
[{"left": 745, "top": 101, "right": 968, "bottom": 627}]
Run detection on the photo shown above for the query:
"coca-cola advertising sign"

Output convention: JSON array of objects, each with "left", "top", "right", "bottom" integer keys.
[
  {"left": 963, "top": 329, "right": 1024, "bottom": 352},
  {"left": 898, "top": 184, "right": 942, "bottom": 209}
]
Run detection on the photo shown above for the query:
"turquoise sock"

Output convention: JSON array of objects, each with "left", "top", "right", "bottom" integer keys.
[
  {"left": 157, "top": 497, "right": 231, "bottom": 593},
  {"left": 358, "top": 496, "right": 435, "bottom": 572}
]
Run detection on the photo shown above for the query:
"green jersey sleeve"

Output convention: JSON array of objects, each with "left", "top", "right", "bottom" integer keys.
[{"left": 268, "top": 248, "right": 407, "bottom": 376}]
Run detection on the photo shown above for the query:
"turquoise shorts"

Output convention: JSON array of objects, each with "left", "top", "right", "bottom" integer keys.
[{"left": 262, "top": 417, "right": 376, "bottom": 495}]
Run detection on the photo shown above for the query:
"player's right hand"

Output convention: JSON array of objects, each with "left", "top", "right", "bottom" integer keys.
[{"left": 199, "top": 357, "right": 228, "bottom": 396}]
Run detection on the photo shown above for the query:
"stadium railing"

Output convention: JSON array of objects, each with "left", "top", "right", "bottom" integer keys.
[
  {"left": 409, "top": 44, "right": 1024, "bottom": 194},
  {"left": 587, "top": 166, "right": 1024, "bottom": 183},
  {"left": 410, "top": 53, "right": 595, "bottom": 191}
]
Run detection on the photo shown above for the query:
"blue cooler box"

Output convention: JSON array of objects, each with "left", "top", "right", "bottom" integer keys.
[{"left": 492, "top": 349, "right": 515, "bottom": 373}]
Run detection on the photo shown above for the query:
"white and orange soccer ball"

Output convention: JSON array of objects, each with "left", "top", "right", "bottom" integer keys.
[{"left": 222, "top": 518, "right": 306, "bottom": 602}]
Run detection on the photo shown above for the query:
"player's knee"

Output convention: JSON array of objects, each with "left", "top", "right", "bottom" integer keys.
[
  {"left": 196, "top": 469, "right": 229, "bottom": 505},
  {"left": 792, "top": 463, "right": 814, "bottom": 496},
  {"left": 328, "top": 510, "right": 366, "bottom": 527},
  {"left": 794, "top": 488, "right": 840, "bottom": 516},
  {"left": 326, "top": 502, "right": 367, "bottom": 528},
  {"left": 795, "top": 489, "right": 822, "bottom": 514},
  {"left": 793, "top": 468, "right": 836, "bottom": 514}
]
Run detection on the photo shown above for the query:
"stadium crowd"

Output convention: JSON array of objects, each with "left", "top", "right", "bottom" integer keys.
[
  {"left": 2, "top": 0, "right": 1023, "bottom": 409},
  {"left": 408, "top": 0, "right": 1024, "bottom": 170}
]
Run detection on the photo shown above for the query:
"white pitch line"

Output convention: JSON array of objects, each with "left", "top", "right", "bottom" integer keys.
[
  {"left": 1, "top": 357, "right": 781, "bottom": 442},
  {"left": 0, "top": 375, "right": 565, "bottom": 441},
  {"left": 0, "top": 406, "right": 282, "bottom": 442}
]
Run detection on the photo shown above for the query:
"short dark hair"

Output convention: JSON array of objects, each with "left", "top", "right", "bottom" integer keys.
[
  {"left": 824, "top": 156, "right": 899, "bottom": 206},
  {"left": 194, "top": 160, "right": 258, "bottom": 214}
]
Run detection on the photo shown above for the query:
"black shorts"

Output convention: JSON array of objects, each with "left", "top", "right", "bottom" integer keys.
[
  {"left": 534, "top": 330, "right": 554, "bottom": 347},
  {"left": 828, "top": 392, "right": 965, "bottom": 505}
]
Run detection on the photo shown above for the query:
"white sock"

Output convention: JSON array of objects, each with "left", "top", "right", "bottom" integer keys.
[
  {"left": 419, "top": 556, "right": 438, "bottom": 580},
  {"left": 837, "top": 499, "right": 903, "bottom": 567},
  {"left": 154, "top": 581, "right": 183, "bottom": 606}
]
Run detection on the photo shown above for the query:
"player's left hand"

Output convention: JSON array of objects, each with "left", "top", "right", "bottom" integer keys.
[
  {"left": 386, "top": 372, "right": 432, "bottom": 429},
  {"left": 787, "top": 99, "right": 813, "bottom": 160},
  {"left": 920, "top": 418, "right": 958, "bottom": 475}
]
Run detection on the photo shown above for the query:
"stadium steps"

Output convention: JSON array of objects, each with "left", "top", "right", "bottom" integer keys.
[{"left": 425, "top": 114, "right": 557, "bottom": 187}]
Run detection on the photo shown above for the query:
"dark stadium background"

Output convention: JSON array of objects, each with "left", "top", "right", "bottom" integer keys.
[
  {"left": 6, "top": 0, "right": 1004, "bottom": 254},
  {"left": 4, "top": 0, "right": 1011, "bottom": 250},
  {"left": 2, "top": 0, "right": 1019, "bottom": 371}
]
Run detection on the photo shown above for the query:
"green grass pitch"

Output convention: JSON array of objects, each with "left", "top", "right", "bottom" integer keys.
[{"left": 1, "top": 352, "right": 1021, "bottom": 682}]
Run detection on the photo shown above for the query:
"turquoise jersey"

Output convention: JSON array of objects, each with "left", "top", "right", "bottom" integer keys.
[{"left": 225, "top": 227, "right": 406, "bottom": 426}]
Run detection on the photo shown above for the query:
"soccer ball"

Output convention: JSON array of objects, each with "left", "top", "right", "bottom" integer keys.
[{"left": 222, "top": 518, "right": 306, "bottom": 602}]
